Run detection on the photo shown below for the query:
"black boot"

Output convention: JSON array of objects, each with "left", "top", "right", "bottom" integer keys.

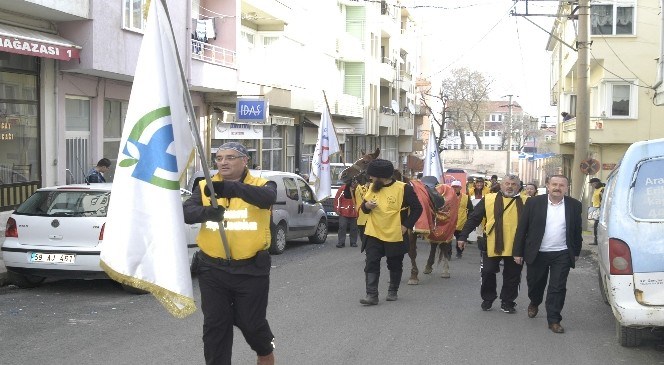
[
  {"left": 360, "top": 272, "right": 379, "bottom": 305},
  {"left": 386, "top": 270, "right": 402, "bottom": 301}
]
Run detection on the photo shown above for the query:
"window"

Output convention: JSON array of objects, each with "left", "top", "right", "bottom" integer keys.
[
  {"left": 103, "top": 100, "right": 128, "bottom": 182},
  {"left": 569, "top": 94, "right": 577, "bottom": 116},
  {"left": 241, "top": 30, "right": 255, "bottom": 49},
  {"left": 605, "top": 82, "right": 635, "bottom": 117},
  {"left": 631, "top": 158, "right": 664, "bottom": 220},
  {"left": 123, "top": 0, "right": 147, "bottom": 32},
  {"left": 591, "top": 2, "right": 634, "bottom": 35}
]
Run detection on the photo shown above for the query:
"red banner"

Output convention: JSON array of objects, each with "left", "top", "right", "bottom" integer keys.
[{"left": 0, "top": 35, "right": 80, "bottom": 61}]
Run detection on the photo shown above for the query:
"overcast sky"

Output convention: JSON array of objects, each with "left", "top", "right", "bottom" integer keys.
[{"left": 413, "top": 0, "right": 560, "bottom": 121}]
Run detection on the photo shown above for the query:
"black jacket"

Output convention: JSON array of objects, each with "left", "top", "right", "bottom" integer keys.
[{"left": 513, "top": 194, "right": 583, "bottom": 268}]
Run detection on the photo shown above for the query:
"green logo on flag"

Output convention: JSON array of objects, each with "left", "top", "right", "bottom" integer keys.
[{"left": 119, "top": 106, "right": 180, "bottom": 190}]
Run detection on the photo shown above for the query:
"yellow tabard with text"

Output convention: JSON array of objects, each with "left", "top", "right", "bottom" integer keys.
[
  {"left": 363, "top": 181, "right": 405, "bottom": 242},
  {"left": 197, "top": 173, "right": 271, "bottom": 259},
  {"left": 483, "top": 193, "right": 527, "bottom": 257}
]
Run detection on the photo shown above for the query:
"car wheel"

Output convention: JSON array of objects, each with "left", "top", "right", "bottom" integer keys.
[
  {"left": 308, "top": 218, "right": 328, "bottom": 244},
  {"left": 597, "top": 269, "right": 609, "bottom": 305},
  {"left": 269, "top": 224, "right": 287, "bottom": 255},
  {"left": 121, "top": 283, "right": 150, "bottom": 295},
  {"left": 7, "top": 271, "right": 45, "bottom": 288},
  {"left": 616, "top": 321, "right": 643, "bottom": 347}
]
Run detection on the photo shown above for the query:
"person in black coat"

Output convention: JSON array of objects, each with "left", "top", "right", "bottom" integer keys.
[{"left": 513, "top": 175, "right": 582, "bottom": 334}]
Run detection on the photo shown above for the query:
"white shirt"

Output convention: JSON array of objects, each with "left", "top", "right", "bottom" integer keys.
[{"left": 539, "top": 196, "right": 568, "bottom": 252}]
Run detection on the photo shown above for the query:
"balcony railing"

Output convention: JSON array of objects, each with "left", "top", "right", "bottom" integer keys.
[{"left": 191, "top": 40, "right": 236, "bottom": 68}]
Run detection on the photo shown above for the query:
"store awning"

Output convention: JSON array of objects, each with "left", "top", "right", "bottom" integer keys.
[{"left": 0, "top": 23, "right": 81, "bottom": 61}]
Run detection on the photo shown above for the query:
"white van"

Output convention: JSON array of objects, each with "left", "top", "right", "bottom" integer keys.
[{"left": 597, "top": 137, "right": 664, "bottom": 347}]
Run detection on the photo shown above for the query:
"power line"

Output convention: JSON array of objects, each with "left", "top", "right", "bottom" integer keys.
[
  {"left": 589, "top": 50, "right": 654, "bottom": 90},
  {"left": 425, "top": 2, "right": 517, "bottom": 78}
]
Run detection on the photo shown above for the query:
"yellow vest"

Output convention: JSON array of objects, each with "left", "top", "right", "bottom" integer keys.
[
  {"left": 364, "top": 181, "right": 406, "bottom": 242},
  {"left": 196, "top": 173, "right": 272, "bottom": 259},
  {"left": 483, "top": 193, "right": 527, "bottom": 257},
  {"left": 456, "top": 193, "right": 470, "bottom": 231},
  {"left": 592, "top": 187, "right": 604, "bottom": 208},
  {"left": 355, "top": 184, "right": 370, "bottom": 226}
]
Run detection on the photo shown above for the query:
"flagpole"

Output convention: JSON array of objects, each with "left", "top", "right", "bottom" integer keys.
[{"left": 159, "top": 0, "right": 232, "bottom": 260}]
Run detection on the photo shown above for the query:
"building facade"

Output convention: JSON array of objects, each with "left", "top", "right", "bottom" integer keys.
[
  {"left": 548, "top": 0, "right": 664, "bottom": 185},
  {"left": 0, "top": 0, "right": 421, "bottom": 212}
]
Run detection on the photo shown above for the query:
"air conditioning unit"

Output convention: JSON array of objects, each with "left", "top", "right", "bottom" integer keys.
[{"left": 223, "top": 112, "right": 236, "bottom": 124}]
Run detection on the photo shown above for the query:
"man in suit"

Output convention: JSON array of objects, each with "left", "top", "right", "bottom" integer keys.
[{"left": 513, "top": 175, "right": 582, "bottom": 334}]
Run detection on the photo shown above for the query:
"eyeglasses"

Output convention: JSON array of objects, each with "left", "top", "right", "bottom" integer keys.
[{"left": 215, "top": 155, "right": 245, "bottom": 162}]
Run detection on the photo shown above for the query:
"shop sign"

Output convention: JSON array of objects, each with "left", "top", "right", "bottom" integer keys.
[
  {"left": 235, "top": 98, "right": 268, "bottom": 125},
  {"left": 602, "top": 163, "right": 616, "bottom": 170},
  {"left": 214, "top": 122, "right": 263, "bottom": 139},
  {"left": 0, "top": 35, "right": 80, "bottom": 61}
]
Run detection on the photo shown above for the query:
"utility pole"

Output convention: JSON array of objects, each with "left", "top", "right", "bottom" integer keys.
[
  {"left": 572, "top": 0, "right": 590, "bottom": 204},
  {"left": 503, "top": 94, "right": 516, "bottom": 175}
]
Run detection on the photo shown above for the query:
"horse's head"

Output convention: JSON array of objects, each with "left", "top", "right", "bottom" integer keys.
[{"left": 339, "top": 147, "right": 380, "bottom": 182}]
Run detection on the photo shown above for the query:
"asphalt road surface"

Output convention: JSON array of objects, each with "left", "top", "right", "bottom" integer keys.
[{"left": 1, "top": 233, "right": 663, "bottom": 365}]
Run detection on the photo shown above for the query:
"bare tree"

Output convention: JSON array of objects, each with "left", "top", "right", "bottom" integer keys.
[{"left": 419, "top": 68, "right": 493, "bottom": 152}]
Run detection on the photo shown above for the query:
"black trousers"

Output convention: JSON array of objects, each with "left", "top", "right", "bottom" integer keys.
[
  {"left": 198, "top": 260, "right": 274, "bottom": 365},
  {"left": 454, "top": 230, "right": 463, "bottom": 255},
  {"left": 338, "top": 216, "right": 358, "bottom": 245},
  {"left": 593, "top": 219, "right": 599, "bottom": 245},
  {"left": 480, "top": 252, "right": 523, "bottom": 304},
  {"left": 526, "top": 250, "right": 572, "bottom": 324},
  {"left": 364, "top": 236, "right": 407, "bottom": 273}
]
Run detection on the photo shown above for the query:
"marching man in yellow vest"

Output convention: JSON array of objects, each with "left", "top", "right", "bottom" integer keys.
[
  {"left": 183, "top": 142, "right": 277, "bottom": 365},
  {"left": 359, "top": 159, "right": 422, "bottom": 305},
  {"left": 457, "top": 174, "right": 528, "bottom": 314}
]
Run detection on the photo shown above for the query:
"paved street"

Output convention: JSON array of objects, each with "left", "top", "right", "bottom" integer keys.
[{"left": 1, "top": 232, "right": 663, "bottom": 364}]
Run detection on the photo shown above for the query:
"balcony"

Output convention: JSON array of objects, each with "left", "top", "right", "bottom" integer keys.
[
  {"left": 192, "top": 40, "right": 236, "bottom": 68},
  {"left": 336, "top": 31, "right": 365, "bottom": 62},
  {"left": 398, "top": 70, "right": 411, "bottom": 92},
  {"left": 377, "top": 57, "right": 396, "bottom": 82},
  {"left": 242, "top": 0, "right": 291, "bottom": 27},
  {"left": 335, "top": 94, "right": 364, "bottom": 118},
  {"left": 558, "top": 118, "right": 605, "bottom": 144},
  {"left": 398, "top": 114, "right": 413, "bottom": 135},
  {"left": 0, "top": 0, "right": 89, "bottom": 21},
  {"left": 190, "top": 40, "right": 238, "bottom": 92}
]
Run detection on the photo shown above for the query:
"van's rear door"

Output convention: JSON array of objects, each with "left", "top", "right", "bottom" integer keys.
[{"left": 629, "top": 157, "right": 664, "bottom": 304}]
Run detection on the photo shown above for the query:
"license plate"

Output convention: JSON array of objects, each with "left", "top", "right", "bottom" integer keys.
[
  {"left": 29, "top": 252, "right": 76, "bottom": 264},
  {"left": 327, "top": 212, "right": 338, "bottom": 216}
]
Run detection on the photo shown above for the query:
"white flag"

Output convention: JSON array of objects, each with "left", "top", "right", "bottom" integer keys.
[
  {"left": 309, "top": 104, "right": 340, "bottom": 201},
  {"left": 100, "top": 0, "right": 196, "bottom": 318},
  {"left": 423, "top": 129, "right": 444, "bottom": 182}
]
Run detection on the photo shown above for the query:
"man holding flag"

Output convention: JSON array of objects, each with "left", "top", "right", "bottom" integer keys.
[
  {"left": 310, "top": 101, "right": 340, "bottom": 201},
  {"left": 184, "top": 142, "right": 277, "bottom": 365}
]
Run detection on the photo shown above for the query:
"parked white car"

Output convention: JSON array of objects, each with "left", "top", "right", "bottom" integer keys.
[
  {"left": 1, "top": 183, "right": 197, "bottom": 291},
  {"left": 596, "top": 137, "right": 664, "bottom": 347}
]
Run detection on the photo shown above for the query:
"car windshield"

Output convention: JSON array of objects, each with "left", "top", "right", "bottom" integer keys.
[
  {"left": 15, "top": 190, "right": 110, "bottom": 217},
  {"left": 330, "top": 165, "right": 350, "bottom": 186},
  {"left": 631, "top": 158, "right": 664, "bottom": 220}
]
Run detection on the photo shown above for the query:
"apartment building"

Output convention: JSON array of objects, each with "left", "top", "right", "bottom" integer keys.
[
  {"left": 0, "top": 0, "right": 421, "bottom": 211},
  {"left": 548, "top": 0, "right": 664, "bottom": 182}
]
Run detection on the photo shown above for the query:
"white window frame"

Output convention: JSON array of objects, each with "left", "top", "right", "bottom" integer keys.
[
  {"left": 590, "top": 1, "right": 636, "bottom": 36},
  {"left": 123, "top": 0, "right": 147, "bottom": 32},
  {"left": 602, "top": 80, "right": 637, "bottom": 119}
]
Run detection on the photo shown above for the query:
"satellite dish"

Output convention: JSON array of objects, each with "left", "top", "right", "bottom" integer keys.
[
  {"left": 408, "top": 102, "right": 415, "bottom": 114},
  {"left": 391, "top": 100, "right": 399, "bottom": 114}
]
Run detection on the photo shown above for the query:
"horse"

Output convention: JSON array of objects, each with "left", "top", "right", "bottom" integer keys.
[
  {"left": 339, "top": 148, "right": 380, "bottom": 182},
  {"left": 406, "top": 178, "right": 460, "bottom": 285}
]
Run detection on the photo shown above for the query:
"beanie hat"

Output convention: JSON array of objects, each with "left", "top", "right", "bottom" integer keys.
[
  {"left": 421, "top": 176, "right": 439, "bottom": 188},
  {"left": 451, "top": 180, "right": 462, "bottom": 187},
  {"left": 589, "top": 177, "right": 601, "bottom": 184},
  {"left": 366, "top": 159, "right": 394, "bottom": 179},
  {"left": 218, "top": 142, "right": 248, "bottom": 156}
]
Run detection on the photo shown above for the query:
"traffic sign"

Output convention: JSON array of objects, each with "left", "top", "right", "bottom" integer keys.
[{"left": 580, "top": 158, "right": 600, "bottom": 175}]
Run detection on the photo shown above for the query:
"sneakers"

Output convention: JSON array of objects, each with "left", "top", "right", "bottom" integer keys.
[
  {"left": 500, "top": 302, "right": 517, "bottom": 314},
  {"left": 481, "top": 300, "right": 493, "bottom": 311},
  {"left": 456, "top": 253, "right": 462, "bottom": 259},
  {"left": 350, "top": 243, "right": 358, "bottom": 247},
  {"left": 336, "top": 243, "right": 345, "bottom": 248}
]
